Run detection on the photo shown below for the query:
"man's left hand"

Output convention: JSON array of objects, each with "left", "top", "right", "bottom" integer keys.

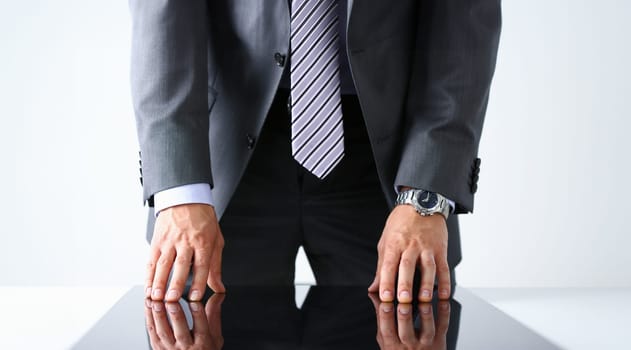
[{"left": 368, "top": 204, "right": 450, "bottom": 303}]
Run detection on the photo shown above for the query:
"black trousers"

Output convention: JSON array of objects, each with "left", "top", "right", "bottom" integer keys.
[{"left": 219, "top": 89, "right": 390, "bottom": 286}]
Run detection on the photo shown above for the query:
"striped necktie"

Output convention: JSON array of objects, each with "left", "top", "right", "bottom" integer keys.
[{"left": 290, "top": 0, "right": 345, "bottom": 179}]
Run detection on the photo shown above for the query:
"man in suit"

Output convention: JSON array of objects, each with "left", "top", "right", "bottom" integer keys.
[{"left": 129, "top": 0, "right": 501, "bottom": 304}]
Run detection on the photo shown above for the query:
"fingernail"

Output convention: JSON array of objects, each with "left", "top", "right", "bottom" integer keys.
[
  {"left": 440, "top": 303, "right": 450, "bottom": 311},
  {"left": 399, "top": 290, "right": 410, "bottom": 300},
  {"left": 381, "top": 304, "right": 393, "bottom": 313},
  {"left": 440, "top": 289, "right": 450, "bottom": 297},
  {"left": 190, "top": 303, "right": 200, "bottom": 312},
  {"left": 421, "top": 289, "right": 431, "bottom": 298},
  {"left": 421, "top": 305, "right": 431, "bottom": 314},
  {"left": 382, "top": 290, "right": 392, "bottom": 300},
  {"left": 145, "top": 287, "right": 152, "bottom": 297},
  {"left": 152, "top": 302, "right": 163, "bottom": 312},
  {"left": 152, "top": 289, "right": 163, "bottom": 299},
  {"left": 166, "top": 303, "right": 178, "bottom": 313},
  {"left": 145, "top": 299, "right": 152, "bottom": 308},
  {"left": 190, "top": 290, "right": 201, "bottom": 301},
  {"left": 166, "top": 290, "right": 178, "bottom": 300}
]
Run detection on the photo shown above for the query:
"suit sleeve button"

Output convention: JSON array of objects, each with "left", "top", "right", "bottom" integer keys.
[
  {"left": 247, "top": 134, "right": 256, "bottom": 149},
  {"left": 274, "top": 52, "right": 286, "bottom": 67}
]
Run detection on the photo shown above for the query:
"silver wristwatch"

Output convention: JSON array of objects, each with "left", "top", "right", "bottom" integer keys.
[{"left": 395, "top": 189, "right": 450, "bottom": 220}]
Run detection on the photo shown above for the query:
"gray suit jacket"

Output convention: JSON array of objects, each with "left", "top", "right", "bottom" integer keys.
[{"left": 129, "top": 0, "right": 501, "bottom": 268}]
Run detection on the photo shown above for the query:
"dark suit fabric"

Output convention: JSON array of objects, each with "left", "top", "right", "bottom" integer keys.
[
  {"left": 219, "top": 89, "right": 390, "bottom": 285},
  {"left": 219, "top": 89, "right": 459, "bottom": 286},
  {"left": 130, "top": 0, "right": 501, "bottom": 285}
]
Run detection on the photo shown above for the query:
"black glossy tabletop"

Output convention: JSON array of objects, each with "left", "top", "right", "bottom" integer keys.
[{"left": 73, "top": 285, "right": 560, "bottom": 349}]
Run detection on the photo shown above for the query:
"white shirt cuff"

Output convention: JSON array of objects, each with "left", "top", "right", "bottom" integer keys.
[{"left": 153, "top": 183, "right": 214, "bottom": 217}]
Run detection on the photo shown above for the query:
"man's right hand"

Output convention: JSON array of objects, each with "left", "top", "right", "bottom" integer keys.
[{"left": 146, "top": 203, "right": 225, "bottom": 302}]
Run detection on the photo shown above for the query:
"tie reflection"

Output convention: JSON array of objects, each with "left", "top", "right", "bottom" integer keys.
[
  {"left": 143, "top": 287, "right": 460, "bottom": 349},
  {"left": 145, "top": 294, "right": 224, "bottom": 350}
]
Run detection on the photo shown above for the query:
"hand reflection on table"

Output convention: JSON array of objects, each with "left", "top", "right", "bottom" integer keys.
[
  {"left": 144, "top": 294, "right": 225, "bottom": 350},
  {"left": 368, "top": 294, "right": 451, "bottom": 350},
  {"left": 143, "top": 286, "right": 459, "bottom": 349}
]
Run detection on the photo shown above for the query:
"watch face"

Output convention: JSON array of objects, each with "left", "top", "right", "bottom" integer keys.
[{"left": 416, "top": 191, "right": 439, "bottom": 209}]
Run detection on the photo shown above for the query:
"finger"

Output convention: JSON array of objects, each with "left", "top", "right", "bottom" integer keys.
[
  {"left": 207, "top": 231, "right": 226, "bottom": 293},
  {"left": 378, "top": 250, "right": 399, "bottom": 302},
  {"left": 189, "top": 301, "right": 211, "bottom": 342},
  {"left": 151, "top": 248, "right": 176, "bottom": 300},
  {"left": 145, "top": 300, "right": 161, "bottom": 348},
  {"left": 436, "top": 258, "right": 452, "bottom": 300},
  {"left": 418, "top": 250, "right": 436, "bottom": 302},
  {"left": 368, "top": 245, "right": 383, "bottom": 292},
  {"left": 145, "top": 248, "right": 160, "bottom": 298},
  {"left": 205, "top": 293, "right": 225, "bottom": 349},
  {"left": 377, "top": 302, "right": 399, "bottom": 347},
  {"left": 436, "top": 300, "right": 451, "bottom": 337},
  {"left": 189, "top": 248, "right": 211, "bottom": 302},
  {"left": 152, "top": 301, "right": 175, "bottom": 345},
  {"left": 397, "top": 249, "right": 418, "bottom": 303},
  {"left": 166, "top": 302, "right": 193, "bottom": 345},
  {"left": 418, "top": 303, "right": 436, "bottom": 346},
  {"left": 166, "top": 248, "right": 193, "bottom": 302},
  {"left": 368, "top": 272, "right": 380, "bottom": 293},
  {"left": 397, "top": 303, "right": 416, "bottom": 345},
  {"left": 205, "top": 293, "right": 225, "bottom": 334}
]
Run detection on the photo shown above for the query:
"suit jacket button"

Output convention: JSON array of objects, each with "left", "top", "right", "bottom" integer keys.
[
  {"left": 274, "top": 52, "right": 286, "bottom": 67},
  {"left": 247, "top": 134, "right": 256, "bottom": 149}
]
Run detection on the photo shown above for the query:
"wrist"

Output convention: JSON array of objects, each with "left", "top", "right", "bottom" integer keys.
[{"left": 395, "top": 188, "right": 450, "bottom": 220}]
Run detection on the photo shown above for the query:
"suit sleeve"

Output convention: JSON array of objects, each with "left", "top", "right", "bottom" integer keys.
[
  {"left": 394, "top": 0, "right": 502, "bottom": 213},
  {"left": 129, "top": 0, "right": 213, "bottom": 206}
]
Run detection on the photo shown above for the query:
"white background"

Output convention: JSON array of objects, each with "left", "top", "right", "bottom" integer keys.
[{"left": 1, "top": 0, "right": 629, "bottom": 288}]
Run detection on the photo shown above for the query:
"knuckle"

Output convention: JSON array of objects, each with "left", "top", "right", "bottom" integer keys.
[
  {"left": 194, "top": 252, "right": 211, "bottom": 266},
  {"left": 157, "top": 256, "right": 171, "bottom": 266},
  {"left": 382, "top": 258, "right": 397, "bottom": 269},
  {"left": 385, "top": 239, "right": 402, "bottom": 251},
  {"left": 407, "top": 239, "right": 421, "bottom": 250},
  {"left": 157, "top": 330, "right": 170, "bottom": 339},
  {"left": 174, "top": 254, "right": 191, "bottom": 266},
  {"left": 420, "top": 333, "right": 435, "bottom": 345},
  {"left": 421, "top": 252, "right": 436, "bottom": 266},
  {"left": 399, "top": 257, "right": 415, "bottom": 267},
  {"left": 437, "top": 260, "right": 450, "bottom": 272},
  {"left": 193, "top": 261, "right": 209, "bottom": 270},
  {"left": 422, "top": 258, "right": 436, "bottom": 269}
]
